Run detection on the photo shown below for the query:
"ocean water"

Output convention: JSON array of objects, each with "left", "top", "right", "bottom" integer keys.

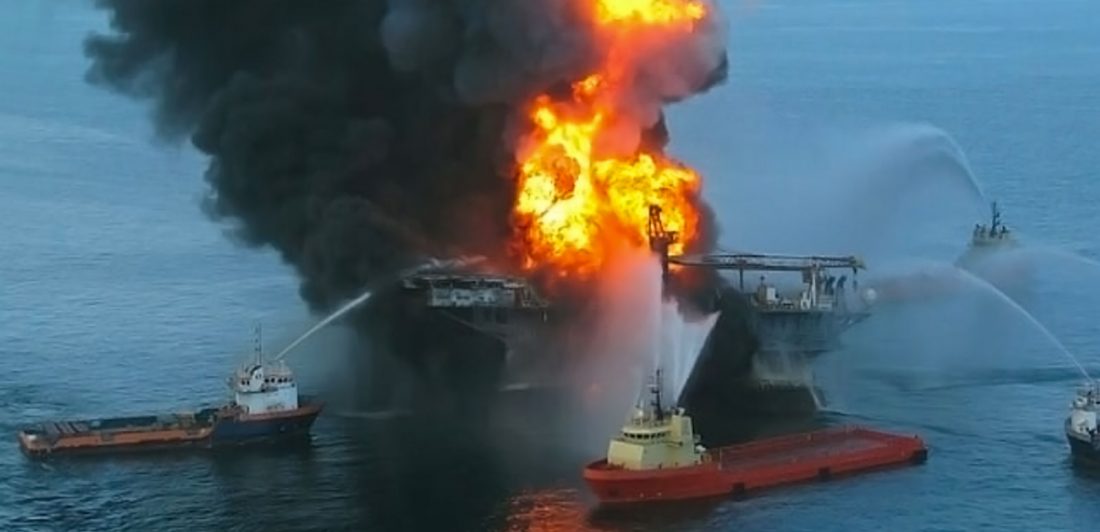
[{"left": 4, "top": 0, "right": 1100, "bottom": 530}]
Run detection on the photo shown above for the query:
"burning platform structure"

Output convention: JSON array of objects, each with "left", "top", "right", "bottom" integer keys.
[
  {"left": 650, "top": 205, "right": 872, "bottom": 357},
  {"left": 671, "top": 252, "right": 870, "bottom": 357},
  {"left": 361, "top": 206, "right": 874, "bottom": 437},
  {"left": 396, "top": 273, "right": 562, "bottom": 389},
  {"left": 399, "top": 273, "right": 550, "bottom": 324},
  {"left": 357, "top": 266, "right": 566, "bottom": 414},
  {"left": 649, "top": 205, "right": 876, "bottom": 439}
]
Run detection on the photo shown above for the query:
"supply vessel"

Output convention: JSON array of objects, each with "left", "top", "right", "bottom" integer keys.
[
  {"left": 17, "top": 342, "right": 322, "bottom": 458},
  {"left": 582, "top": 370, "right": 927, "bottom": 504},
  {"left": 1066, "top": 382, "right": 1100, "bottom": 463}
]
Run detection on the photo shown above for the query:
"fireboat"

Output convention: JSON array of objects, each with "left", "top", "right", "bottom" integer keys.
[
  {"left": 957, "top": 201, "right": 1018, "bottom": 268},
  {"left": 582, "top": 370, "right": 928, "bottom": 504},
  {"left": 1066, "top": 382, "right": 1100, "bottom": 463},
  {"left": 17, "top": 328, "right": 323, "bottom": 458}
]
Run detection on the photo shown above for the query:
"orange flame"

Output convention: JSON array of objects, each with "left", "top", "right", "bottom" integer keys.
[
  {"left": 595, "top": 0, "right": 706, "bottom": 25},
  {"left": 512, "top": 0, "right": 707, "bottom": 278}
]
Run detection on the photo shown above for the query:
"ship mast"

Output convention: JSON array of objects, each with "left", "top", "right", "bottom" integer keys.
[
  {"left": 651, "top": 368, "right": 665, "bottom": 421},
  {"left": 253, "top": 323, "right": 263, "bottom": 365}
]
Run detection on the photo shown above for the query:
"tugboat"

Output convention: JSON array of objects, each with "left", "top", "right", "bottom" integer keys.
[
  {"left": 868, "top": 202, "right": 1028, "bottom": 305},
  {"left": 1066, "top": 383, "right": 1100, "bottom": 463},
  {"left": 17, "top": 329, "right": 323, "bottom": 458},
  {"left": 582, "top": 370, "right": 720, "bottom": 503},
  {"left": 955, "top": 200, "right": 1036, "bottom": 296},
  {"left": 957, "top": 201, "right": 1018, "bottom": 268},
  {"left": 582, "top": 370, "right": 927, "bottom": 504}
]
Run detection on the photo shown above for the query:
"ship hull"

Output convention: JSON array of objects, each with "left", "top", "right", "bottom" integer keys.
[
  {"left": 210, "top": 407, "right": 321, "bottom": 445},
  {"left": 18, "top": 401, "right": 323, "bottom": 458},
  {"left": 1067, "top": 432, "right": 1100, "bottom": 464},
  {"left": 583, "top": 426, "right": 927, "bottom": 505},
  {"left": 19, "top": 437, "right": 214, "bottom": 457},
  {"left": 584, "top": 461, "right": 727, "bottom": 503},
  {"left": 754, "top": 310, "right": 870, "bottom": 357}
]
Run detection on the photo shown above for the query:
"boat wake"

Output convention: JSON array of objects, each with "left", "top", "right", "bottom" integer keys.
[{"left": 335, "top": 409, "right": 414, "bottom": 421}]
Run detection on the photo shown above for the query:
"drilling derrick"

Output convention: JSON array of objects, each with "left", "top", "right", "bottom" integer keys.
[{"left": 647, "top": 205, "right": 678, "bottom": 290}]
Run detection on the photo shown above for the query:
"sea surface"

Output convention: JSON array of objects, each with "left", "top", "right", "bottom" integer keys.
[{"left": 4, "top": 1, "right": 1100, "bottom": 530}]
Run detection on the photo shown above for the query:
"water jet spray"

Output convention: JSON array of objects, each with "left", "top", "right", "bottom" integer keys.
[{"left": 272, "top": 256, "right": 487, "bottom": 362}]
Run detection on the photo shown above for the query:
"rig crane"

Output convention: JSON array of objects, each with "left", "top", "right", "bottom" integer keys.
[{"left": 646, "top": 205, "right": 865, "bottom": 293}]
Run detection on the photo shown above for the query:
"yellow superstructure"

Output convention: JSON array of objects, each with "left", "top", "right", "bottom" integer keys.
[{"left": 606, "top": 373, "right": 706, "bottom": 470}]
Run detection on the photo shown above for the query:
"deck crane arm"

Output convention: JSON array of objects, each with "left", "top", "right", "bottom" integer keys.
[
  {"left": 669, "top": 253, "right": 864, "bottom": 272},
  {"left": 646, "top": 204, "right": 865, "bottom": 292}
]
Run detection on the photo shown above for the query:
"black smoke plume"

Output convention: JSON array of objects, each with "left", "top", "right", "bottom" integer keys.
[
  {"left": 85, "top": 0, "right": 728, "bottom": 311},
  {"left": 84, "top": 1, "right": 739, "bottom": 423}
]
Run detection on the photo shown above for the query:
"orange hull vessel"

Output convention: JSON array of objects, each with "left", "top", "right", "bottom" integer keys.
[
  {"left": 584, "top": 426, "right": 927, "bottom": 504},
  {"left": 18, "top": 401, "right": 322, "bottom": 458},
  {"left": 17, "top": 347, "right": 323, "bottom": 458}
]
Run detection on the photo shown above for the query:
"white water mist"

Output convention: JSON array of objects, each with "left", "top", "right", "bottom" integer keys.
[
  {"left": 274, "top": 289, "right": 374, "bottom": 361},
  {"left": 867, "top": 258, "right": 1091, "bottom": 381},
  {"left": 570, "top": 250, "right": 720, "bottom": 422},
  {"left": 273, "top": 256, "right": 485, "bottom": 361},
  {"left": 657, "top": 301, "right": 719, "bottom": 401}
]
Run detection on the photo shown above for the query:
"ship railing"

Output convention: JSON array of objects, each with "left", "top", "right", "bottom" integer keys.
[
  {"left": 623, "top": 418, "right": 676, "bottom": 430},
  {"left": 670, "top": 253, "right": 865, "bottom": 272}
]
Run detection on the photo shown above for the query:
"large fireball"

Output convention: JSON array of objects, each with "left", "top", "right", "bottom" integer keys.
[{"left": 512, "top": 0, "right": 710, "bottom": 279}]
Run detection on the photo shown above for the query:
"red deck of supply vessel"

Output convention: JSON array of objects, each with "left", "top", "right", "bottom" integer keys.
[{"left": 584, "top": 426, "right": 927, "bottom": 504}]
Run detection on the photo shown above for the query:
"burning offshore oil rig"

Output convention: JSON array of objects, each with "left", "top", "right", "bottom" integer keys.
[
  {"left": 84, "top": 0, "right": 878, "bottom": 442},
  {"left": 359, "top": 204, "right": 876, "bottom": 441},
  {"left": 651, "top": 207, "right": 874, "bottom": 428}
]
